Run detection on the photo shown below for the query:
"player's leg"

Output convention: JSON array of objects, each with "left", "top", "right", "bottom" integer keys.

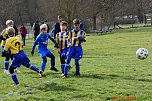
[
  {"left": 9, "top": 66, "right": 19, "bottom": 86},
  {"left": 73, "top": 46, "right": 83, "bottom": 76},
  {"left": 41, "top": 56, "right": 47, "bottom": 72},
  {"left": 4, "top": 51, "right": 10, "bottom": 74},
  {"left": 74, "top": 59, "right": 80, "bottom": 76},
  {"left": 9, "top": 53, "right": 22, "bottom": 86},
  {"left": 21, "top": 51, "right": 39, "bottom": 73},
  {"left": 63, "top": 47, "right": 74, "bottom": 78},
  {"left": 60, "top": 54, "right": 66, "bottom": 75},
  {"left": 46, "top": 50, "right": 58, "bottom": 72}
]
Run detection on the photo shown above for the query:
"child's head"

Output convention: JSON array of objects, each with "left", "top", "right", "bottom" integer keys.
[
  {"left": 6, "top": 27, "right": 15, "bottom": 37},
  {"left": 6, "top": 20, "right": 14, "bottom": 27},
  {"left": 58, "top": 15, "right": 63, "bottom": 22},
  {"left": 60, "top": 21, "right": 68, "bottom": 32},
  {"left": 40, "top": 24, "right": 47, "bottom": 34},
  {"left": 73, "top": 19, "right": 80, "bottom": 30}
]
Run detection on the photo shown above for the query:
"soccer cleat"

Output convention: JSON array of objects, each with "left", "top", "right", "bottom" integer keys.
[
  {"left": 11, "top": 83, "right": 19, "bottom": 86},
  {"left": 39, "top": 71, "right": 46, "bottom": 77},
  {"left": 14, "top": 69, "right": 21, "bottom": 73},
  {"left": 73, "top": 73, "right": 80, "bottom": 77},
  {"left": 50, "top": 67, "right": 58, "bottom": 72},
  {"left": 62, "top": 74, "right": 67, "bottom": 79},
  {"left": 4, "top": 70, "right": 10, "bottom": 74}
]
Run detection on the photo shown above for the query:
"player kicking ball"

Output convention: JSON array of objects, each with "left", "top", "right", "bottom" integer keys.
[
  {"left": 63, "top": 19, "right": 86, "bottom": 78},
  {"left": 4, "top": 27, "right": 40, "bottom": 86},
  {"left": 31, "top": 24, "right": 58, "bottom": 77}
]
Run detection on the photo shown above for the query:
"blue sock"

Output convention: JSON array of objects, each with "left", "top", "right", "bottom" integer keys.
[
  {"left": 30, "top": 65, "right": 39, "bottom": 73},
  {"left": 61, "top": 64, "right": 65, "bottom": 74},
  {"left": 41, "top": 57, "right": 47, "bottom": 72},
  {"left": 11, "top": 73, "right": 19, "bottom": 84},
  {"left": 64, "top": 64, "right": 69, "bottom": 75},
  {"left": 4, "top": 61, "right": 9, "bottom": 70}
]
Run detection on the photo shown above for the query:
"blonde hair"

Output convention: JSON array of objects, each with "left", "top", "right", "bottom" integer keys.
[
  {"left": 6, "top": 27, "right": 15, "bottom": 37},
  {"left": 40, "top": 24, "right": 47, "bottom": 31},
  {"left": 6, "top": 20, "right": 14, "bottom": 26}
]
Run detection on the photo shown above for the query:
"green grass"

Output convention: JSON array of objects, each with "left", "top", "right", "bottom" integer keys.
[{"left": 1, "top": 27, "right": 152, "bottom": 101}]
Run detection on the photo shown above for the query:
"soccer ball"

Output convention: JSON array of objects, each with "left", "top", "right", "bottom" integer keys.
[{"left": 136, "top": 48, "right": 148, "bottom": 60}]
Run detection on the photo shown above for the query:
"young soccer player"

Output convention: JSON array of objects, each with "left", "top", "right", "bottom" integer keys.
[
  {"left": 0, "top": 20, "right": 20, "bottom": 74},
  {"left": 55, "top": 21, "right": 70, "bottom": 76},
  {"left": 31, "top": 24, "right": 58, "bottom": 76},
  {"left": 63, "top": 19, "right": 86, "bottom": 78},
  {"left": 4, "top": 27, "right": 40, "bottom": 86}
]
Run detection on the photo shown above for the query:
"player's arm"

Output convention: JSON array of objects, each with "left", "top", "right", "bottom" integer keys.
[
  {"left": 48, "top": 34, "right": 56, "bottom": 44},
  {"left": 3, "top": 40, "right": 10, "bottom": 57},
  {"left": 31, "top": 36, "right": 40, "bottom": 55},
  {"left": 0, "top": 29, "right": 7, "bottom": 41},
  {"left": 54, "top": 33, "right": 59, "bottom": 48},
  {"left": 78, "top": 31, "right": 86, "bottom": 42},
  {"left": 67, "top": 32, "right": 72, "bottom": 46}
]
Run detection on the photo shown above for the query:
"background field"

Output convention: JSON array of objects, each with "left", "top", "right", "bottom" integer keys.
[{"left": 0, "top": 27, "right": 152, "bottom": 101}]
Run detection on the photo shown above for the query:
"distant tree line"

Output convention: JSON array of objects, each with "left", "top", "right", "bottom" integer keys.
[{"left": 0, "top": 0, "right": 152, "bottom": 31}]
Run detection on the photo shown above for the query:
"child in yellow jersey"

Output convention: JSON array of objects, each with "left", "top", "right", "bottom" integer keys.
[
  {"left": 4, "top": 27, "right": 40, "bottom": 86},
  {"left": 55, "top": 21, "right": 70, "bottom": 77},
  {"left": 0, "top": 20, "right": 15, "bottom": 74},
  {"left": 63, "top": 19, "right": 86, "bottom": 78}
]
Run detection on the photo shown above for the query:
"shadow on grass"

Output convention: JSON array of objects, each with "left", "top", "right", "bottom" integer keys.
[
  {"left": 81, "top": 73, "right": 152, "bottom": 82},
  {"left": 34, "top": 82, "right": 78, "bottom": 92}
]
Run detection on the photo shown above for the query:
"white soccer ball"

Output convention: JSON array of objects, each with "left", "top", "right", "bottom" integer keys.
[{"left": 136, "top": 48, "right": 148, "bottom": 60}]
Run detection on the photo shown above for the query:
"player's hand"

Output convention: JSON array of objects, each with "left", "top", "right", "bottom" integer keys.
[
  {"left": 72, "top": 37, "right": 78, "bottom": 40},
  {"left": 2, "top": 52, "right": 6, "bottom": 57},
  {"left": 57, "top": 48, "right": 61, "bottom": 54},
  {"left": 54, "top": 43, "right": 58, "bottom": 48},
  {"left": 31, "top": 51, "right": 34, "bottom": 56}
]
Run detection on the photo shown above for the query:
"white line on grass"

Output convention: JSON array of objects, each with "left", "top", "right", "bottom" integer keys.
[{"left": 1, "top": 78, "right": 60, "bottom": 100}]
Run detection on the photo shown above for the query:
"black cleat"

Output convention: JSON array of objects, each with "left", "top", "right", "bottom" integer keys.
[
  {"left": 50, "top": 67, "right": 58, "bottom": 72},
  {"left": 73, "top": 73, "right": 80, "bottom": 77}
]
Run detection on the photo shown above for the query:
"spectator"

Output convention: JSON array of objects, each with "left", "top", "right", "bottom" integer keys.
[
  {"left": 19, "top": 24, "right": 27, "bottom": 46},
  {"left": 54, "top": 15, "right": 63, "bottom": 39},
  {"left": 13, "top": 25, "right": 18, "bottom": 36},
  {"left": 33, "top": 21, "right": 40, "bottom": 40}
]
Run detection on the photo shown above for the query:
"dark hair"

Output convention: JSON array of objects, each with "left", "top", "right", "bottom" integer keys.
[{"left": 73, "top": 19, "right": 80, "bottom": 24}]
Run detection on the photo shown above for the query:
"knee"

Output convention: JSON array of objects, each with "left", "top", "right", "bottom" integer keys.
[
  {"left": 25, "top": 64, "right": 31, "bottom": 68},
  {"left": 9, "top": 66, "right": 15, "bottom": 74},
  {"left": 61, "top": 56, "right": 66, "bottom": 64}
]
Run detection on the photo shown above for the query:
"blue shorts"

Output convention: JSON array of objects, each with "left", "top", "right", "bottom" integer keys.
[
  {"left": 38, "top": 48, "right": 54, "bottom": 58},
  {"left": 67, "top": 46, "right": 83, "bottom": 59},
  {"left": 60, "top": 48, "right": 69, "bottom": 58},
  {"left": 11, "top": 51, "right": 30, "bottom": 67}
]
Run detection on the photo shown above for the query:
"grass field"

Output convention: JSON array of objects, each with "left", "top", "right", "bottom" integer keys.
[{"left": 1, "top": 27, "right": 152, "bottom": 101}]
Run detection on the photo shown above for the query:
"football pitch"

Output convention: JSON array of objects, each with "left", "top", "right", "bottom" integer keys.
[{"left": 1, "top": 27, "right": 152, "bottom": 101}]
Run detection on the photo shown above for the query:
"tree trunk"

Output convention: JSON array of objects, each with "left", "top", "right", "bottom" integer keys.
[{"left": 93, "top": 15, "right": 96, "bottom": 30}]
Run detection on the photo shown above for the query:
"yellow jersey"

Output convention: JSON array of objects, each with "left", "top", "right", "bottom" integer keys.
[
  {"left": 1, "top": 29, "right": 7, "bottom": 46},
  {"left": 56, "top": 32, "right": 70, "bottom": 50},
  {"left": 68, "top": 30, "right": 86, "bottom": 46},
  {"left": 4, "top": 36, "right": 23, "bottom": 54}
]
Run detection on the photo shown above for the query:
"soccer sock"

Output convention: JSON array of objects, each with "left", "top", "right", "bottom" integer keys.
[
  {"left": 11, "top": 73, "right": 19, "bottom": 84},
  {"left": 64, "top": 64, "right": 69, "bottom": 75},
  {"left": 50, "top": 58, "right": 55, "bottom": 68},
  {"left": 76, "top": 67, "right": 80, "bottom": 74},
  {"left": 41, "top": 57, "right": 47, "bottom": 71},
  {"left": 61, "top": 64, "right": 65, "bottom": 74},
  {"left": 4, "top": 61, "right": 9, "bottom": 70},
  {"left": 30, "top": 65, "right": 39, "bottom": 73}
]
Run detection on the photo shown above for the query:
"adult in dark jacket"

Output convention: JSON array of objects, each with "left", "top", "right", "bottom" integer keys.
[
  {"left": 33, "top": 21, "right": 40, "bottom": 40},
  {"left": 54, "top": 15, "right": 63, "bottom": 39}
]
